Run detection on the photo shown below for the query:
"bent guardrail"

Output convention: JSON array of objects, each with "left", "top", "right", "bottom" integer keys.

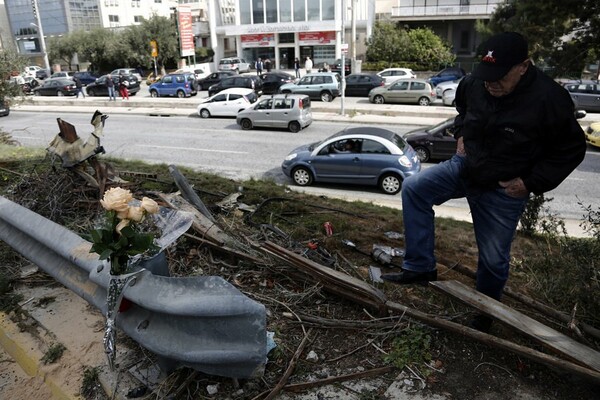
[{"left": 0, "top": 196, "right": 266, "bottom": 378}]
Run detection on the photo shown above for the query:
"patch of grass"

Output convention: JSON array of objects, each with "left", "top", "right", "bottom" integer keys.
[
  {"left": 41, "top": 342, "right": 66, "bottom": 364},
  {"left": 384, "top": 326, "right": 432, "bottom": 370},
  {"left": 80, "top": 366, "right": 106, "bottom": 399},
  {"left": 0, "top": 272, "right": 23, "bottom": 312}
]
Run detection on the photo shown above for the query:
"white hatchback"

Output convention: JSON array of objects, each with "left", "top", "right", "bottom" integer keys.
[
  {"left": 377, "top": 68, "right": 417, "bottom": 85},
  {"left": 197, "top": 88, "right": 257, "bottom": 118}
]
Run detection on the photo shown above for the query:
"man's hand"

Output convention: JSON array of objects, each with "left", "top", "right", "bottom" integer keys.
[
  {"left": 499, "top": 177, "right": 529, "bottom": 198},
  {"left": 456, "top": 137, "right": 466, "bottom": 156}
]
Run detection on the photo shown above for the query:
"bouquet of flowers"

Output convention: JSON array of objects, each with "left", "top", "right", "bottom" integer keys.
[{"left": 90, "top": 187, "right": 160, "bottom": 275}]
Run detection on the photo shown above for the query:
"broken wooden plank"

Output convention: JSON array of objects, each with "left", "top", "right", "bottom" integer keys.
[
  {"left": 157, "top": 192, "right": 234, "bottom": 247},
  {"left": 262, "top": 241, "right": 387, "bottom": 314},
  {"left": 430, "top": 280, "right": 600, "bottom": 373},
  {"left": 385, "top": 300, "right": 600, "bottom": 384}
]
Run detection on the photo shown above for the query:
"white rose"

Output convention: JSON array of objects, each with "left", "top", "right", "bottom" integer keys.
[
  {"left": 141, "top": 197, "right": 159, "bottom": 214},
  {"left": 116, "top": 218, "right": 130, "bottom": 234},
  {"left": 100, "top": 187, "right": 133, "bottom": 212},
  {"left": 127, "top": 206, "right": 144, "bottom": 222}
]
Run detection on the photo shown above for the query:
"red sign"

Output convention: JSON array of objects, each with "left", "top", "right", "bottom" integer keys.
[
  {"left": 241, "top": 34, "right": 275, "bottom": 48},
  {"left": 178, "top": 5, "right": 194, "bottom": 57},
  {"left": 298, "top": 31, "right": 336, "bottom": 45}
]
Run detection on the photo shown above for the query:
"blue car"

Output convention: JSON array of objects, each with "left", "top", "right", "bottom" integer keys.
[
  {"left": 428, "top": 67, "right": 466, "bottom": 87},
  {"left": 149, "top": 73, "right": 198, "bottom": 98},
  {"left": 281, "top": 127, "right": 421, "bottom": 194}
]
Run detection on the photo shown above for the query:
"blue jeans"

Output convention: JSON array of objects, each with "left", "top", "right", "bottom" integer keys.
[
  {"left": 401, "top": 155, "right": 528, "bottom": 300},
  {"left": 107, "top": 86, "right": 116, "bottom": 100}
]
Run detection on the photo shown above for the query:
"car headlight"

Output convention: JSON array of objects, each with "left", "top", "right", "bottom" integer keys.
[
  {"left": 284, "top": 153, "right": 298, "bottom": 161},
  {"left": 398, "top": 155, "right": 412, "bottom": 168}
]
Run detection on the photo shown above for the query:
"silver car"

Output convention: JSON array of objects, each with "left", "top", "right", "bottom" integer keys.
[
  {"left": 236, "top": 94, "right": 312, "bottom": 133},
  {"left": 368, "top": 79, "right": 435, "bottom": 106}
]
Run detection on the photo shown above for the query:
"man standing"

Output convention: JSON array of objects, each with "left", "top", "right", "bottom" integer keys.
[
  {"left": 106, "top": 74, "right": 116, "bottom": 101},
  {"left": 255, "top": 58, "right": 263, "bottom": 75},
  {"left": 305, "top": 56, "right": 313, "bottom": 74},
  {"left": 382, "top": 32, "right": 586, "bottom": 332},
  {"left": 74, "top": 75, "right": 85, "bottom": 98}
]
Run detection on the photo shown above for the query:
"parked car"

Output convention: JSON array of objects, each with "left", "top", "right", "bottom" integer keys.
[
  {"left": 22, "top": 77, "right": 40, "bottom": 94},
  {"left": 563, "top": 80, "right": 600, "bottom": 113},
  {"left": 344, "top": 73, "right": 385, "bottom": 97},
  {"left": 36, "top": 68, "right": 50, "bottom": 80},
  {"left": 85, "top": 74, "right": 141, "bottom": 96},
  {"left": 237, "top": 94, "right": 312, "bottom": 133},
  {"left": 197, "top": 71, "right": 237, "bottom": 91},
  {"left": 217, "top": 57, "right": 251, "bottom": 74},
  {"left": 428, "top": 67, "right": 466, "bottom": 86},
  {"left": 259, "top": 71, "right": 297, "bottom": 94},
  {"left": 403, "top": 117, "right": 457, "bottom": 162},
  {"left": 32, "top": 78, "right": 77, "bottom": 96},
  {"left": 49, "top": 71, "right": 76, "bottom": 80},
  {"left": 368, "top": 79, "right": 435, "bottom": 106},
  {"left": 23, "top": 65, "right": 42, "bottom": 78},
  {"left": 330, "top": 58, "right": 351, "bottom": 75},
  {"left": 149, "top": 73, "right": 197, "bottom": 98},
  {"left": 73, "top": 71, "right": 99, "bottom": 86},
  {"left": 281, "top": 127, "right": 420, "bottom": 194},
  {"left": 442, "top": 88, "right": 456, "bottom": 106},
  {"left": 435, "top": 77, "right": 462, "bottom": 99},
  {"left": 279, "top": 72, "right": 340, "bottom": 102},
  {"left": 0, "top": 98, "right": 9, "bottom": 117},
  {"left": 585, "top": 122, "right": 600, "bottom": 149},
  {"left": 110, "top": 68, "right": 143, "bottom": 81},
  {"left": 197, "top": 88, "right": 258, "bottom": 118},
  {"left": 208, "top": 75, "right": 263, "bottom": 96},
  {"left": 376, "top": 68, "right": 417, "bottom": 84}
]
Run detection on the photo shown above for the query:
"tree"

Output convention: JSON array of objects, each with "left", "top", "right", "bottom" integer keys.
[
  {"left": 0, "top": 49, "right": 26, "bottom": 101},
  {"left": 122, "top": 16, "right": 180, "bottom": 72},
  {"left": 366, "top": 22, "right": 454, "bottom": 70},
  {"left": 482, "top": 0, "right": 600, "bottom": 78},
  {"left": 366, "top": 22, "right": 410, "bottom": 66}
]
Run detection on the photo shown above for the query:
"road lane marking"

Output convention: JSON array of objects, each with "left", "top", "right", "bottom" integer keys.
[{"left": 136, "top": 145, "right": 248, "bottom": 154}]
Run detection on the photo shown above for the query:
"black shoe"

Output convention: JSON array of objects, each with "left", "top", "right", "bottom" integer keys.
[
  {"left": 381, "top": 269, "right": 437, "bottom": 285},
  {"left": 469, "top": 315, "right": 493, "bottom": 333}
]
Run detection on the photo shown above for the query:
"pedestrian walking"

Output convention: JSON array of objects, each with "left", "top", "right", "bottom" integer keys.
[
  {"left": 118, "top": 74, "right": 129, "bottom": 100},
  {"left": 264, "top": 58, "right": 272, "bottom": 73},
  {"left": 294, "top": 57, "right": 300, "bottom": 78},
  {"left": 255, "top": 58, "right": 263, "bottom": 75},
  {"left": 304, "top": 56, "right": 313, "bottom": 74},
  {"left": 74, "top": 76, "right": 85, "bottom": 98},
  {"left": 381, "top": 32, "right": 586, "bottom": 333},
  {"left": 106, "top": 74, "right": 116, "bottom": 101}
]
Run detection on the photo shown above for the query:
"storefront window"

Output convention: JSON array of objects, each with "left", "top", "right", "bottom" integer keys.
[
  {"left": 239, "top": 0, "right": 251, "bottom": 24},
  {"left": 293, "top": 0, "right": 305, "bottom": 22},
  {"left": 252, "top": 0, "right": 264, "bottom": 24},
  {"left": 279, "top": 33, "right": 295, "bottom": 44},
  {"left": 279, "top": 0, "right": 291, "bottom": 22},
  {"left": 266, "top": 0, "right": 278, "bottom": 22},
  {"left": 307, "top": 0, "right": 319, "bottom": 21},
  {"left": 322, "top": 0, "right": 334, "bottom": 20}
]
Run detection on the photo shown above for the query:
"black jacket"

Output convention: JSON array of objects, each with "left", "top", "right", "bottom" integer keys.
[{"left": 453, "top": 67, "right": 586, "bottom": 195}]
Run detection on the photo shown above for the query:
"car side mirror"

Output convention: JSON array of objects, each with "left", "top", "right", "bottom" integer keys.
[{"left": 575, "top": 110, "right": 587, "bottom": 119}]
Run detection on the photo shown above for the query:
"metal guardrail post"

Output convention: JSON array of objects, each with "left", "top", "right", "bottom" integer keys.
[{"left": 0, "top": 196, "right": 267, "bottom": 378}]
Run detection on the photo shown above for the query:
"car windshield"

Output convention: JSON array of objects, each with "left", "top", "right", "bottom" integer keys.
[{"left": 426, "top": 118, "right": 454, "bottom": 134}]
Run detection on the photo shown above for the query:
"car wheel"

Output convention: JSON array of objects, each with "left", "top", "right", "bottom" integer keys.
[
  {"left": 379, "top": 173, "right": 402, "bottom": 195},
  {"left": 451, "top": 99, "right": 456, "bottom": 107},
  {"left": 240, "top": 118, "right": 253, "bottom": 130},
  {"left": 373, "top": 95, "right": 385, "bottom": 104},
  {"left": 150, "top": 90, "right": 158, "bottom": 98},
  {"left": 87, "top": 89, "right": 95, "bottom": 96},
  {"left": 292, "top": 167, "right": 313, "bottom": 186},
  {"left": 177, "top": 90, "right": 185, "bottom": 98},
  {"left": 288, "top": 121, "right": 301, "bottom": 133},
  {"left": 57, "top": 91, "right": 64, "bottom": 97},
  {"left": 34, "top": 91, "right": 40, "bottom": 96},
  {"left": 199, "top": 109, "right": 210, "bottom": 118},
  {"left": 414, "top": 146, "right": 430, "bottom": 163},
  {"left": 418, "top": 96, "right": 431, "bottom": 106},
  {"left": 320, "top": 91, "right": 333, "bottom": 102}
]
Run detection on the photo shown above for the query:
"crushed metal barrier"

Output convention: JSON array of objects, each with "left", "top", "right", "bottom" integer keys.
[{"left": 0, "top": 196, "right": 267, "bottom": 378}]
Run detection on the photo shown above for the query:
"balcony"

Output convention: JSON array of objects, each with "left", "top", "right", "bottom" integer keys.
[{"left": 391, "top": 4, "right": 499, "bottom": 19}]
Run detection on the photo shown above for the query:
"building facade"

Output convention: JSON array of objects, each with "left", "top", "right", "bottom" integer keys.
[{"left": 207, "top": 0, "right": 375, "bottom": 70}]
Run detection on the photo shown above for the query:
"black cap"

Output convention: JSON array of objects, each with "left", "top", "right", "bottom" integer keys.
[{"left": 472, "top": 32, "right": 528, "bottom": 82}]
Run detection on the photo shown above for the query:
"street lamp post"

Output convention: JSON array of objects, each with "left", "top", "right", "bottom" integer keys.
[{"left": 30, "top": 0, "right": 50, "bottom": 73}]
